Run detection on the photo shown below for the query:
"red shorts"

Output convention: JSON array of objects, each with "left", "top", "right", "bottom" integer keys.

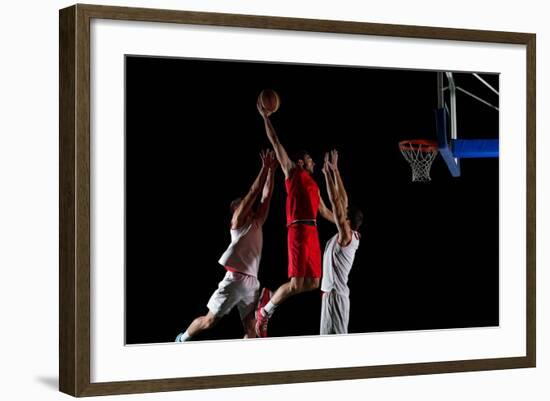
[{"left": 287, "top": 224, "right": 321, "bottom": 278}]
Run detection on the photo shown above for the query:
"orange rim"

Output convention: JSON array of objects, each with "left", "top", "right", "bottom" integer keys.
[{"left": 399, "top": 139, "right": 438, "bottom": 152}]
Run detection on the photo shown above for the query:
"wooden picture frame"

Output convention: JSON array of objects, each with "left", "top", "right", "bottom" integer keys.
[{"left": 59, "top": 3, "right": 536, "bottom": 397}]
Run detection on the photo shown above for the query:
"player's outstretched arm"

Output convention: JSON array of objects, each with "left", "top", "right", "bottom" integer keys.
[
  {"left": 330, "top": 149, "right": 349, "bottom": 209},
  {"left": 322, "top": 153, "right": 352, "bottom": 245},
  {"left": 318, "top": 152, "right": 335, "bottom": 223},
  {"left": 257, "top": 100, "right": 294, "bottom": 178},
  {"left": 318, "top": 192, "right": 335, "bottom": 223},
  {"left": 256, "top": 151, "right": 278, "bottom": 225},
  {"left": 232, "top": 150, "right": 270, "bottom": 229}
]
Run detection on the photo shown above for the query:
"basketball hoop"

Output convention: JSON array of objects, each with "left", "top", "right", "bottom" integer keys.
[{"left": 399, "top": 139, "right": 439, "bottom": 182}]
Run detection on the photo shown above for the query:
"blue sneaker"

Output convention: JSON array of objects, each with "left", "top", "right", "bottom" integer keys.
[{"left": 175, "top": 332, "right": 185, "bottom": 342}]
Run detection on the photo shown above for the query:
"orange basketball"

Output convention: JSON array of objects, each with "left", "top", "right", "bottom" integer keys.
[{"left": 258, "top": 89, "right": 280, "bottom": 113}]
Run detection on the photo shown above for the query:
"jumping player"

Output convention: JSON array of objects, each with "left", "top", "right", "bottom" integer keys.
[
  {"left": 320, "top": 150, "right": 363, "bottom": 335},
  {"left": 255, "top": 100, "right": 334, "bottom": 338},
  {"left": 175, "top": 150, "right": 277, "bottom": 341}
]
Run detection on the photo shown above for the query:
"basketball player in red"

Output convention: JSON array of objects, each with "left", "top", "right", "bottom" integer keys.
[
  {"left": 255, "top": 99, "right": 334, "bottom": 338},
  {"left": 175, "top": 150, "right": 277, "bottom": 341}
]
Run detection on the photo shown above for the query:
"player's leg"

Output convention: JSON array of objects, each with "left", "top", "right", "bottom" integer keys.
[
  {"left": 270, "top": 226, "right": 320, "bottom": 302},
  {"left": 279, "top": 224, "right": 317, "bottom": 298},
  {"left": 255, "top": 225, "right": 317, "bottom": 337},
  {"left": 269, "top": 275, "right": 318, "bottom": 304},
  {"left": 255, "top": 276, "right": 311, "bottom": 338},
  {"left": 268, "top": 276, "right": 318, "bottom": 305},
  {"left": 303, "top": 277, "right": 320, "bottom": 291},
  {"left": 338, "top": 294, "right": 351, "bottom": 334},
  {"left": 320, "top": 291, "right": 333, "bottom": 335},
  {"left": 257, "top": 276, "right": 302, "bottom": 319},
  {"left": 238, "top": 275, "right": 261, "bottom": 339},
  {"left": 241, "top": 310, "right": 256, "bottom": 339},
  {"left": 319, "top": 291, "right": 349, "bottom": 335},
  {"left": 255, "top": 226, "right": 301, "bottom": 337},
  {"left": 303, "top": 227, "right": 322, "bottom": 291},
  {"left": 330, "top": 293, "right": 350, "bottom": 334},
  {"left": 184, "top": 311, "right": 220, "bottom": 338},
  {"left": 271, "top": 276, "right": 304, "bottom": 303},
  {"left": 175, "top": 272, "right": 239, "bottom": 342}
]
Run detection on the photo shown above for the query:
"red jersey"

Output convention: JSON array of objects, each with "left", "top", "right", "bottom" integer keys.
[{"left": 285, "top": 168, "right": 320, "bottom": 225}]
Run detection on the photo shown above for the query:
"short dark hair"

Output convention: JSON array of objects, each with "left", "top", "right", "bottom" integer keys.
[
  {"left": 291, "top": 150, "right": 310, "bottom": 163},
  {"left": 347, "top": 204, "right": 364, "bottom": 231},
  {"left": 229, "top": 197, "right": 242, "bottom": 214}
]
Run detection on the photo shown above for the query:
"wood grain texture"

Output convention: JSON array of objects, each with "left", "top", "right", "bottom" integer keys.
[
  {"left": 59, "top": 5, "right": 76, "bottom": 396},
  {"left": 75, "top": 4, "right": 92, "bottom": 397},
  {"left": 525, "top": 34, "right": 536, "bottom": 367},
  {"left": 77, "top": 3, "right": 533, "bottom": 44},
  {"left": 79, "top": 357, "right": 533, "bottom": 397},
  {"left": 58, "top": 3, "right": 537, "bottom": 397}
]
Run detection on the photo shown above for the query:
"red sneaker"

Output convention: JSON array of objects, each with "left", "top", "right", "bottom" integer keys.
[{"left": 255, "top": 288, "right": 273, "bottom": 338}]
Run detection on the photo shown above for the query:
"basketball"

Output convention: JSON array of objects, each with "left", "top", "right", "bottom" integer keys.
[{"left": 258, "top": 89, "right": 280, "bottom": 114}]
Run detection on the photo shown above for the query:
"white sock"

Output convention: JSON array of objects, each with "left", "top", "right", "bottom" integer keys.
[
  {"left": 263, "top": 300, "right": 277, "bottom": 316},
  {"left": 177, "top": 330, "right": 192, "bottom": 342}
]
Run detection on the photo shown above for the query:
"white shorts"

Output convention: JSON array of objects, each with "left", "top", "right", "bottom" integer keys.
[
  {"left": 207, "top": 271, "right": 260, "bottom": 320},
  {"left": 320, "top": 291, "right": 350, "bottom": 335}
]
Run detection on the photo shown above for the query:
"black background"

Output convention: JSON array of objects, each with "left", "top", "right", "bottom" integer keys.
[{"left": 125, "top": 56, "right": 499, "bottom": 344}]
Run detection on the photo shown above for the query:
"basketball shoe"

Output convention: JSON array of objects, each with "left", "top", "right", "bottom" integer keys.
[{"left": 255, "top": 287, "right": 273, "bottom": 337}]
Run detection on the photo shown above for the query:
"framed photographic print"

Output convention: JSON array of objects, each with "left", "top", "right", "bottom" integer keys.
[{"left": 59, "top": 3, "right": 536, "bottom": 397}]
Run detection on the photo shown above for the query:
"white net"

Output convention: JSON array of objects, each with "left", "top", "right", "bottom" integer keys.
[{"left": 399, "top": 140, "right": 439, "bottom": 182}]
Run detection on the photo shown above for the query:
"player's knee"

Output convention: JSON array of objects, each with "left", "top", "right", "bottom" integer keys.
[
  {"left": 288, "top": 282, "right": 298, "bottom": 294},
  {"left": 202, "top": 315, "right": 217, "bottom": 329},
  {"left": 305, "top": 279, "right": 320, "bottom": 291},
  {"left": 289, "top": 280, "right": 304, "bottom": 294}
]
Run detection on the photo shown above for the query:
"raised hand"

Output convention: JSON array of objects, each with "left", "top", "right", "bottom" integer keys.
[
  {"left": 322, "top": 152, "right": 331, "bottom": 175},
  {"left": 323, "top": 151, "right": 336, "bottom": 172},
  {"left": 257, "top": 97, "right": 272, "bottom": 118},
  {"left": 330, "top": 149, "right": 339, "bottom": 170},
  {"left": 268, "top": 150, "right": 278, "bottom": 169},
  {"left": 260, "top": 149, "right": 277, "bottom": 169},
  {"left": 263, "top": 149, "right": 277, "bottom": 169}
]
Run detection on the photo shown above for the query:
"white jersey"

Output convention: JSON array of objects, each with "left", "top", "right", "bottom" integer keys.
[
  {"left": 321, "top": 231, "right": 360, "bottom": 295},
  {"left": 218, "top": 221, "right": 263, "bottom": 277}
]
